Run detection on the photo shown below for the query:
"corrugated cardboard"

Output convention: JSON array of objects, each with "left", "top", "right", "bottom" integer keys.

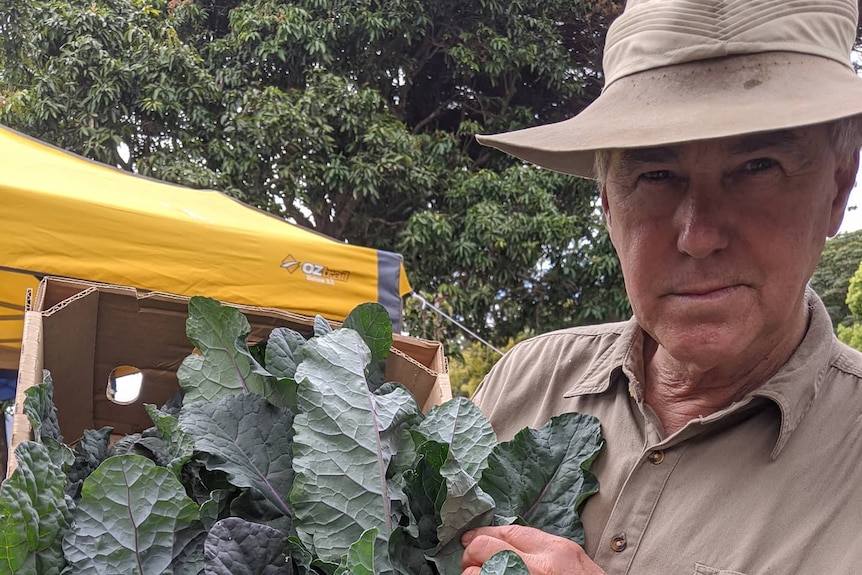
[{"left": 7, "top": 277, "right": 450, "bottom": 478}]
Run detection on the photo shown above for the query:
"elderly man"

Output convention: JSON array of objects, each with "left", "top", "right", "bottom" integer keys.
[{"left": 460, "top": 0, "right": 862, "bottom": 574}]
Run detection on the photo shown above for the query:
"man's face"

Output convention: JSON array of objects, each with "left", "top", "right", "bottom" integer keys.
[{"left": 601, "top": 125, "right": 858, "bottom": 370}]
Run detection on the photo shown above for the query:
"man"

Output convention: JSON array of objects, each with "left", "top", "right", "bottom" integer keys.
[{"left": 460, "top": 1, "right": 862, "bottom": 574}]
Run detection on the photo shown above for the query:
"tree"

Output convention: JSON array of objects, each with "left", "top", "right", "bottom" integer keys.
[
  {"left": 1, "top": 0, "right": 630, "bottom": 347},
  {"left": 837, "top": 259, "right": 862, "bottom": 349},
  {"left": 448, "top": 335, "right": 523, "bottom": 397},
  {"left": 811, "top": 229, "right": 862, "bottom": 330}
]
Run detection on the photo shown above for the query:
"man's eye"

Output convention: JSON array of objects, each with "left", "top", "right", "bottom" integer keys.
[
  {"left": 640, "top": 170, "right": 671, "bottom": 181},
  {"left": 743, "top": 158, "right": 778, "bottom": 173}
]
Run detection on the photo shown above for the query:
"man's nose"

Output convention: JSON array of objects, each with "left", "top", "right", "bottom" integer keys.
[{"left": 674, "top": 185, "right": 729, "bottom": 258}]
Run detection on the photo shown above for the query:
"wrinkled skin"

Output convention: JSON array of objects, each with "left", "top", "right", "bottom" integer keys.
[{"left": 601, "top": 124, "right": 858, "bottom": 434}]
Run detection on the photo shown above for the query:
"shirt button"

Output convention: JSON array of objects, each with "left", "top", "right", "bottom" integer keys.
[
  {"left": 647, "top": 450, "right": 665, "bottom": 465},
  {"left": 610, "top": 534, "right": 627, "bottom": 552}
]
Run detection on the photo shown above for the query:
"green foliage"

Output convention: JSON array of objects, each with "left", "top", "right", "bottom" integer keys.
[
  {"left": 0, "top": 0, "right": 629, "bottom": 347},
  {"left": 479, "top": 413, "right": 601, "bottom": 546},
  {"left": 62, "top": 454, "right": 200, "bottom": 574},
  {"left": 448, "top": 336, "right": 523, "bottom": 398},
  {"left": 3, "top": 297, "right": 604, "bottom": 573},
  {"left": 837, "top": 322, "right": 862, "bottom": 350},
  {"left": 0, "top": 442, "right": 72, "bottom": 575},
  {"left": 811, "top": 229, "right": 862, "bottom": 330},
  {"left": 847, "top": 260, "right": 862, "bottom": 317},
  {"left": 837, "top": 260, "right": 862, "bottom": 350}
]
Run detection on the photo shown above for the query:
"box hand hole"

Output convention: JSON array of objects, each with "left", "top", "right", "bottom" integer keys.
[{"left": 106, "top": 365, "right": 143, "bottom": 405}]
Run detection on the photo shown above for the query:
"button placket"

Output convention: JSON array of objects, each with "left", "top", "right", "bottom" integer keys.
[{"left": 593, "top": 444, "right": 688, "bottom": 573}]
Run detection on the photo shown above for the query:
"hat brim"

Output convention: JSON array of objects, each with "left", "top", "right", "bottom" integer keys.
[{"left": 476, "top": 52, "right": 862, "bottom": 179}]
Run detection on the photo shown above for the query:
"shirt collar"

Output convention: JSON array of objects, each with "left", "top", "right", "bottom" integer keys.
[
  {"left": 751, "top": 287, "right": 836, "bottom": 458},
  {"left": 564, "top": 287, "right": 837, "bottom": 459}
]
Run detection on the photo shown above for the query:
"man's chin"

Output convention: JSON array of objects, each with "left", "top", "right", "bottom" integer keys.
[{"left": 653, "top": 324, "right": 751, "bottom": 369}]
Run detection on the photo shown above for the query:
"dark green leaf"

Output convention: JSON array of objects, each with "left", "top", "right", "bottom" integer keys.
[
  {"left": 178, "top": 297, "right": 270, "bottom": 403},
  {"left": 290, "top": 329, "right": 420, "bottom": 573},
  {"left": 62, "top": 454, "right": 199, "bottom": 574},
  {"left": 401, "top": 438, "right": 449, "bottom": 545},
  {"left": 388, "top": 527, "right": 436, "bottom": 575},
  {"left": 264, "top": 328, "right": 307, "bottom": 381},
  {"left": 65, "top": 426, "right": 113, "bottom": 499},
  {"left": 179, "top": 394, "right": 295, "bottom": 519},
  {"left": 313, "top": 315, "right": 332, "bottom": 337},
  {"left": 203, "top": 517, "right": 292, "bottom": 575},
  {"left": 427, "top": 452, "right": 496, "bottom": 575},
  {"left": 333, "top": 528, "right": 377, "bottom": 575},
  {"left": 200, "top": 488, "right": 237, "bottom": 531},
  {"left": 107, "top": 433, "right": 172, "bottom": 467},
  {"left": 479, "top": 412, "right": 603, "bottom": 544},
  {"left": 22, "top": 370, "right": 63, "bottom": 444},
  {"left": 480, "top": 550, "right": 529, "bottom": 575},
  {"left": 417, "top": 397, "right": 496, "bottom": 479},
  {"left": 342, "top": 302, "right": 393, "bottom": 390},
  {"left": 145, "top": 403, "right": 195, "bottom": 474},
  {"left": 0, "top": 441, "right": 72, "bottom": 575},
  {"left": 171, "top": 529, "right": 207, "bottom": 575}
]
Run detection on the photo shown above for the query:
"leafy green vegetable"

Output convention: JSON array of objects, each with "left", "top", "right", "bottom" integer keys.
[
  {"left": 343, "top": 302, "right": 394, "bottom": 390},
  {"left": 65, "top": 426, "right": 113, "bottom": 499},
  {"left": 264, "top": 328, "right": 307, "bottom": 381},
  {"left": 179, "top": 394, "right": 295, "bottom": 519},
  {"left": 479, "top": 412, "right": 602, "bottom": 544},
  {"left": 2, "top": 297, "right": 604, "bottom": 574},
  {"left": 334, "top": 527, "right": 378, "bottom": 575},
  {"left": 62, "top": 454, "right": 199, "bottom": 574},
  {"left": 313, "top": 315, "right": 333, "bottom": 337},
  {"left": 144, "top": 403, "right": 195, "bottom": 474},
  {"left": 178, "top": 297, "right": 270, "bottom": 403},
  {"left": 22, "top": 370, "right": 62, "bottom": 444},
  {"left": 0, "top": 441, "right": 71, "bottom": 575},
  {"left": 20, "top": 373, "right": 73, "bottom": 474},
  {"left": 203, "top": 517, "right": 291, "bottom": 575},
  {"left": 480, "top": 551, "right": 529, "bottom": 575},
  {"left": 417, "top": 398, "right": 496, "bottom": 480},
  {"left": 290, "top": 329, "right": 420, "bottom": 573}
]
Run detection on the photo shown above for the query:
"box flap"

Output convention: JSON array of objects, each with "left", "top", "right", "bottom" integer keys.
[
  {"left": 7, "top": 311, "right": 44, "bottom": 477},
  {"left": 42, "top": 288, "right": 99, "bottom": 443}
]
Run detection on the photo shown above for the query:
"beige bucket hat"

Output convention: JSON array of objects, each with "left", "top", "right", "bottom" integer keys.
[{"left": 475, "top": 0, "right": 862, "bottom": 179}]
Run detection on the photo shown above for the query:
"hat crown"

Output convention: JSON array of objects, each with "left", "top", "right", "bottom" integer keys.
[{"left": 603, "top": 0, "right": 859, "bottom": 87}]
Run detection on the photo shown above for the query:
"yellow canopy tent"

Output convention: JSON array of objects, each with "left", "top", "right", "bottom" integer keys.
[{"left": 0, "top": 125, "right": 411, "bottom": 370}]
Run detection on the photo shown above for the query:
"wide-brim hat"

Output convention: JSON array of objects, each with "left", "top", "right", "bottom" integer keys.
[{"left": 476, "top": 0, "right": 862, "bottom": 179}]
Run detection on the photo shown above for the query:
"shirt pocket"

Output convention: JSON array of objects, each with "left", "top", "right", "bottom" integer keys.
[{"left": 694, "top": 564, "right": 747, "bottom": 575}]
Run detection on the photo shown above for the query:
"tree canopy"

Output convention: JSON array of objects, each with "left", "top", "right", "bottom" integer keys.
[
  {"left": 0, "top": 0, "right": 630, "bottom": 347},
  {"left": 811, "top": 229, "right": 862, "bottom": 330},
  {"left": 836, "top": 259, "right": 862, "bottom": 350}
]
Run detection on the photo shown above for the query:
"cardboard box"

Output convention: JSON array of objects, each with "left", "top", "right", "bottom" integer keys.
[{"left": 7, "top": 277, "right": 450, "bottom": 478}]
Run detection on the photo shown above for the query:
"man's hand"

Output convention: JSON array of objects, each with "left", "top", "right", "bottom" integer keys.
[{"left": 460, "top": 525, "right": 606, "bottom": 575}]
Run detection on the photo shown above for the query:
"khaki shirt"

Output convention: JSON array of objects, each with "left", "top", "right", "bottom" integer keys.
[{"left": 472, "top": 291, "right": 862, "bottom": 574}]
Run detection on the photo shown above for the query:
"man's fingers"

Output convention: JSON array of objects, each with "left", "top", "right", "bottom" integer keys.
[
  {"left": 461, "top": 525, "right": 603, "bottom": 575},
  {"left": 465, "top": 525, "right": 550, "bottom": 554},
  {"left": 460, "top": 529, "right": 518, "bottom": 568}
]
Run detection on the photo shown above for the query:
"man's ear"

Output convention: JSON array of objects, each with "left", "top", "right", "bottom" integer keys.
[
  {"left": 828, "top": 150, "right": 860, "bottom": 237},
  {"left": 600, "top": 185, "right": 612, "bottom": 232}
]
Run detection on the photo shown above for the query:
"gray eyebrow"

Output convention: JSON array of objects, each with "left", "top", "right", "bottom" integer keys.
[
  {"left": 728, "top": 130, "right": 803, "bottom": 155},
  {"left": 615, "top": 146, "right": 680, "bottom": 175},
  {"left": 614, "top": 129, "right": 806, "bottom": 172}
]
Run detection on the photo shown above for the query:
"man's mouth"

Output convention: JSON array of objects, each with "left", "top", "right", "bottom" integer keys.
[{"left": 672, "top": 284, "right": 743, "bottom": 298}]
